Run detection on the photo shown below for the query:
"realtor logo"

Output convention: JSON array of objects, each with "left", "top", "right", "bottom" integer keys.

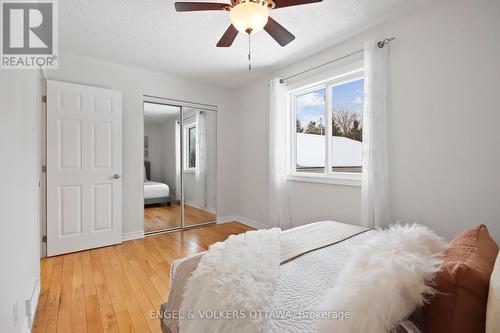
[{"left": 1, "top": 0, "right": 58, "bottom": 69}]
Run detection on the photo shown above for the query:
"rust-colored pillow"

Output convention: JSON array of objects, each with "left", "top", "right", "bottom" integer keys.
[{"left": 424, "top": 225, "right": 499, "bottom": 333}]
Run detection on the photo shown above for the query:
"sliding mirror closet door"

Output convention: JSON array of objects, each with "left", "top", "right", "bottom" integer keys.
[
  {"left": 182, "top": 108, "right": 217, "bottom": 226},
  {"left": 143, "top": 102, "right": 182, "bottom": 233}
]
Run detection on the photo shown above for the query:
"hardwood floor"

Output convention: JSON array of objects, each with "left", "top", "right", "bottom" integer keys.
[
  {"left": 144, "top": 204, "right": 181, "bottom": 232},
  {"left": 144, "top": 203, "right": 217, "bottom": 233},
  {"left": 33, "top": 222, "right": 253, "bottom": 333},
  {"left": 183, "top": 204, "right": 216, "bottom": 227}
]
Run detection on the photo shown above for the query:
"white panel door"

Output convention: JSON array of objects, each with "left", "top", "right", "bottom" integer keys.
[{"left": 46, "top": 80, "right": 122, "bottom": 256}]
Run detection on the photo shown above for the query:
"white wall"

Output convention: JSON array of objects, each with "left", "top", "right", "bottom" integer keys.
[
  {"left": 232, "top": 0, "right": 500, "bottom": 241},
  {"left": 47, "top": 53, "right": 239, "bottom": 235},
  {"left": 183, "top": 110, "right": 217, "bottom": 212},
  {"left": 144, "top": 121, "right": 165, "bottom": 182},
  {"left": 205, "top": 111, "right": 217, "bottom": 211},
  {"left": 0, "top": 71, "right": 40, "bottom": 332},
  {"left": 160, "top": 118, "right": 179, "bottom": 197},
  {"left": 145, "top": 117, "right": 179, "bottom": 196}
]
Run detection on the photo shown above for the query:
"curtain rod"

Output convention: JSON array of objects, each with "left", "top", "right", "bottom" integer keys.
[{"left": 279, "top": 37, "right": 395, "bottom": 84}]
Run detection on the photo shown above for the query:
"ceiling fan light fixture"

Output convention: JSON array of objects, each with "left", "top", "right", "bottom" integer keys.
[{"left": 230, "top": 1, "right": 269, "bottom": 34}]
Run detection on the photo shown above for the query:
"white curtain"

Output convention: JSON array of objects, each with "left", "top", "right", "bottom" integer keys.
[
  {"left": 269, "top": 78, "right": 291, "bottom": 229},
  {"left": 195, "top": 111, "right": 207, "bottom": 209},
  {"left": 361, "top": 40, "right": 390, "bottom": 228},
  {"left": 175, "top": 121, "right": 181, "bottom": 201}
]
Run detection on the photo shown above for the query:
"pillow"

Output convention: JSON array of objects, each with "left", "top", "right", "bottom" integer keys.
[
  {"left": 486, "top": 250, "right": 500, "bottom": 333},
  {"left": 424, "top": 225, "right": 499, "bottom": 333},
  {"left": 318, "top": 224, "right": 446, "bottom": 333},
  {"left": 144, "top": 165, "right": 148, "bottom": 181}
]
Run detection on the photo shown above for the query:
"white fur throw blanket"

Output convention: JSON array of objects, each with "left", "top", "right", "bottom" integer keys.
[
  {"left": 179, "top": 228, "right": 281, "bottom": 333},
  {"left": 317, "top": 224, "right": 447, "bottom": 333}
]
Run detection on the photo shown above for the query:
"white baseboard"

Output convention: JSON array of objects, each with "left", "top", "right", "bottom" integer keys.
[
  {"left": 237, "top": 216, "right": 270, "bottom": 230},
  {"left": 122, "top": 230, "right": 145, "bottom": 241},
  {"left": 22, "top": 317, "right": 30, "bottom": 333},
  {"left": 216, "top": 215, "right": 239, "bottom": 224},
  {"left": 217, "top": 215, "right": 269, "bottom": 230},
  {"left": 205, "top": 207, "right": 216, "bottom": 214},
  {"left": 184, "top": 200, "right": 216, "bottom": 214},
  {"left": 24, "top": 277, "right": 40, "bottom": 332}
]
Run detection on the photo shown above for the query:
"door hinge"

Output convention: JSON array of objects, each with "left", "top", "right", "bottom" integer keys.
[
  {"left": 42, "top": 235, "right": 47, "bottom": 243},
  {"left": 41, "top": 95, "right": 47, "bottom": 103},
  {"left": 42, "top": 165, "right": 46, "bottom": 173}
]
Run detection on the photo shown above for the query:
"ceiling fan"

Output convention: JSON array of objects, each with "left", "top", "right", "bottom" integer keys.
[{"left": 174, "top": 0, "right": 323, "bottom": 48}]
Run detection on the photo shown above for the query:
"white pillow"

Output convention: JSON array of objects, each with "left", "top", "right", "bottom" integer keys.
[
  {"left": 317, "top": 224, "right": 446, "bottom": 333},
  {"left": 486, "top": 250, "right": 500, "bottom": 333}
]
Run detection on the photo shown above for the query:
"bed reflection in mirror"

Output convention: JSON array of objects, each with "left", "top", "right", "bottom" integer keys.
[
  {"left": 143, "top": 102, "right": 182, "bottom": 233},
  {"left": 182, "top": 108, "right": 217, "bottom": 227}
]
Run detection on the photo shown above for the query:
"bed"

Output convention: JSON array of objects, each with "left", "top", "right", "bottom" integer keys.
[
  {"left": 144, "top": 161, "right": 171, "bottom": 206},
  {"left": 160, "top": 222, "right": 499, "bottom": 333}
]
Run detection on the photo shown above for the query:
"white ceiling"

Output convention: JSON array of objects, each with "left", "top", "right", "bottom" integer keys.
[
  {"left": 144, "top": 102, "right": 179, "bottom": 123},
  {"left": 60, "top": 0, "right": 427, "bottom": 88}
]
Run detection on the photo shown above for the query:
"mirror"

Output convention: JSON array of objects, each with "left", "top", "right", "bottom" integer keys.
[
  {"left": 182, "top": 108, "right": 217, "bottom": 226},
  {"left": 143, "top": 102, "right": 182, "bottom": 233}
]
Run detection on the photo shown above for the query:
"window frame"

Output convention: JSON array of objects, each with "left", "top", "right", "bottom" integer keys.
[
  {"left": 287, "top": 68, "right": 364, "bottom": 187},
  {"left": 183, "top": 122, "right": 197, "bottom": 173}
]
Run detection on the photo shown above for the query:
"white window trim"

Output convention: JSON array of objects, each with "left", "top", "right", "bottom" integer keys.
[
  {"left": 287, "top": 68, "right": 364, "bottom": 187},
  {"left": 287, "top": 173, "right": 361, "bottom": 187},
  {"left": 183, "top": 122, "right": 197, "bottom": 172}
]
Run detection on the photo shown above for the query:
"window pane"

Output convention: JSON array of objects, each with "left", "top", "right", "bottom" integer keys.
[
  {"left": 295, "top": 89, "right": 326, "bottom": 173},
  {"left": 189, "top": 127, "right": 196, "bottom": 168},
  {"left": 331, "top": 79, "right": 363, "bottom": 173}
]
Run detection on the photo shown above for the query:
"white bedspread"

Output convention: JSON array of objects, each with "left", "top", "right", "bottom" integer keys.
[
  {"left": 264, "top": 230, "right": 376, "bottom": 333},
  {"left": 168, "top": 223, "right": 371, "bottom": 333},
  {"left": 144, "top": 181, "right": 170, "bottom": 199},
  {"left": 165, "top": 223, "right": 442, "bottom": 333}
]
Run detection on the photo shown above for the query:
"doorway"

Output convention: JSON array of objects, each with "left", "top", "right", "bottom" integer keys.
[{"left": 143, "top": 97, "right": 217, "bottom": 234}]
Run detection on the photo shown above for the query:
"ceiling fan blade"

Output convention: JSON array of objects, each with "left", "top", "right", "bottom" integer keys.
[
  {"left": 264, "top": 17, "right": 295, "bottom": 47},
  {"left": 174, "top": 2, "right": 229, "bottom": 12},
  {"left": 274, "top": 0, "right": 323, "bottom": 9},
  {"left": 216, "top": 24, "right": 239, "bottom": 47}
]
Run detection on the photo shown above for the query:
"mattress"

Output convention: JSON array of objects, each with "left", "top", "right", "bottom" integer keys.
[{"left": 144, "top": 181, "right": 170, "bottom": 199}]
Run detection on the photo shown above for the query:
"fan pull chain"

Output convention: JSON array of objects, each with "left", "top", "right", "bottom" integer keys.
[{"left": 248, "top": 32, "right": 252, "bottom": 71}]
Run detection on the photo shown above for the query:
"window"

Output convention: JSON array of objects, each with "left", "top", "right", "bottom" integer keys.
[
  {"left": 295, "top": 88, "right": 326, "bottom": 173},
  {"left": 289, "top": 70, "right": 364, "bottom": 185},
  {"left": 184, "top": 123, "right": 197, "bottom": 171}
]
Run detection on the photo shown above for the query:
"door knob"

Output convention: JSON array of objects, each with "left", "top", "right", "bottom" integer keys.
[{"left": 113, "top": 174, "right": 121, "bottom": 179}]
